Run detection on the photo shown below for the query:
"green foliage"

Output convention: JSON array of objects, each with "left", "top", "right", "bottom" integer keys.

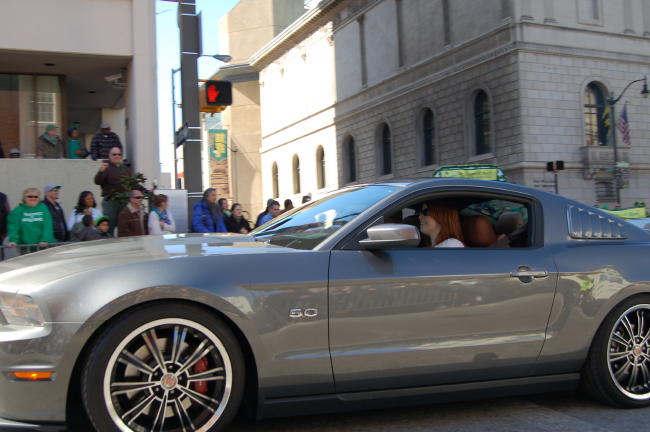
[{"left": 109, "top": 172, "right": 149, "bottom": 203}]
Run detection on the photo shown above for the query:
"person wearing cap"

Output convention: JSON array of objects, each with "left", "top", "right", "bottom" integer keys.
[
  {"left": 42, "top": 184, "right": 69, "bottom": 242},
  {"left": 9, "top": 148, "right": 20, "bottom": 158},
  {"left": 37, "top": 125, "right": 65, "bottom": 159},
  {"left": 94, "top": 146, "right": 132, "bottom": 233},
  {"left": 90, "top": 122, "right": 122, "bottom": 160}
]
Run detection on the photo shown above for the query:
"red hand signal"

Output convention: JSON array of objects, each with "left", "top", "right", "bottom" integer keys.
[{"left": 207, "top": 85, "right": 220, "bottom": 103}]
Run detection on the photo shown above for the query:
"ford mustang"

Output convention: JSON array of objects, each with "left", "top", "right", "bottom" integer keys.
[{"left": 1, "top": 179, "right": 650, "bottom": 432}]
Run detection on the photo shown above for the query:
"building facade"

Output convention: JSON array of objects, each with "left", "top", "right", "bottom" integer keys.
[
  {"left": 250, "top": 0, "right": 650, "bottom": 207},
  {"left": 214, "top": 0, "right": 306, "bottom": 217},
  {"left": 0, "top": 0, "right": 159, "bottom": 212}
]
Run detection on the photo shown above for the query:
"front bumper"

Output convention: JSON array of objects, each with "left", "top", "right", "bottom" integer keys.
[
  {"left": 0, "top": 416, "right": 64, "bottom": 431},
  {"left": 0, "top": 322, "right": 84, "bottom": 424}
]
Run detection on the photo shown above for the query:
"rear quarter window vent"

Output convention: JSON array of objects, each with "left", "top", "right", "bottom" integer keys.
[{"left": 567, "top": 205, "right": 628, "bottom": 239}]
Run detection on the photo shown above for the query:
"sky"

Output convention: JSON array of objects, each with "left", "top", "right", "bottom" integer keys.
[{"left": 155, "top": 0, "right": 239, "bottom": 176}]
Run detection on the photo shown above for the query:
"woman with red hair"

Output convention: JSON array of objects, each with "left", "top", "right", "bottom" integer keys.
[{"left": 418, "top": 200, "right": 465, "bottom": 248}]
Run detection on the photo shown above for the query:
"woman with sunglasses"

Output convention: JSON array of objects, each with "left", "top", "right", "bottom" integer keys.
[
  {"left": 6, "top": 188, "right": 56, "bottom": 250},
  {"left": 418, "top": 200, "right": 465, "bottom": 248}
]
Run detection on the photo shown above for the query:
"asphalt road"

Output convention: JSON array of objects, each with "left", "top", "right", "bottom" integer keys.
[
  {"left": 228, "top": 391, "right": 650, "bottom": 432},
  {"left": 10, "top": 391, "right": 650, "bottom": 432}
]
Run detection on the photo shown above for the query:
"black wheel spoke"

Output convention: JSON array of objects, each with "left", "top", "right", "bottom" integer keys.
[
  {"left": 177, "top": 340, "right": 214, "bottom": 375},
  {"left": 123, "top": 393, "right": 156, "bottom": 425},
  {"left": 143, "top": 329, "right": 167, "bottom": 372},
  {"left": 187, "top": 367, "right": 225, "bottom": 383},
  {"left": 173, "top": 398, "right": 196, "bottom": 432},
  {"left": 178, "top": 385, "right": 219, "bottom": 412},
  {"left": 119, "top": 351, "right": 155, "bottom": 375},
  {"left": 111, "top": 381, "right": 157, "bottom": 396}
]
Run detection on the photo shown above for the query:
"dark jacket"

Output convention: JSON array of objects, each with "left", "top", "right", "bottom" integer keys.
[
  {"left": 90, "top": 132, "right": 122, "bottom": 160},
  {"left": 42, "top": 199, "right": 69, "bottom": 242},
  {"left": 94, "top": 163, "right": 132, "bottom": 199},
  {"left": 117, "top": 204, "right": 148, "bottom": 237},
  {"left": 192, "top": 201, "right": 227, "bottom": 233},
  {"left": 37, "top": 134, "right": 65, "bottom": 158},
  {"left": 225, "top": 215, "right": 252, "bottom": 234},
  {"left": 0, "top": 192, "right": 8, "bottom": 241},
  {"left": 78, "top": 227, "right": 101, "bottom": 241}
]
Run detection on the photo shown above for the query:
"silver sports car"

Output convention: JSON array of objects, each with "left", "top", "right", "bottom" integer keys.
[{"left": 2, "top": 179, "right": 650, "bottom": 432}]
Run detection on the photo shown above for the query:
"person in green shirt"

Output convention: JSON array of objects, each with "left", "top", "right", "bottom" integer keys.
[{"left": 7, "top": 188, "right": 56, "bottom": 251}]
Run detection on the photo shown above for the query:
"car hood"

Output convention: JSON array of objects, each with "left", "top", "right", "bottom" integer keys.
[{"left": 0, "top": 233, "right": 290, "bottom": 292}]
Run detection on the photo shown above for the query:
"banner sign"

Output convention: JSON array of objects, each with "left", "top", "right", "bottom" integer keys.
[
  {"left": 433, "top": 164, "right": 507, "bottom": 182},
  {"left": 208, "top": 129, "right": 228, "bottom": 161},
  {"left": 601, "top": 207, "right": 648, "bottom": 219}
]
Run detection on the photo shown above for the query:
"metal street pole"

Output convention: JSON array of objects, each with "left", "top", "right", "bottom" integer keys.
[
  {"left": 171, "top": 67, "right": 180, "bottom": 189},
  {"left": 178, "top": 0, "right": 203, "bottom": 210}
]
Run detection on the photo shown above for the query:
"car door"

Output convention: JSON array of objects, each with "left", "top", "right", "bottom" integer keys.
[{"left": 328, "top": 198, "right": 558, "bottom": 392}]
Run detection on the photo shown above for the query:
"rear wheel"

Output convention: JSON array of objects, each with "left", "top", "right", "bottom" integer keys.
[
  {"left": 583, "top": 296, "right": 650, "bottom": 407},
  {"left": 82, "top": 304, "right": 245, "bottom": 432}
]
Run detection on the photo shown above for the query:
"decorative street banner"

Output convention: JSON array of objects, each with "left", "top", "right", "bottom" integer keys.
[
  {"left": 433, "top": 164, "right": 507, "bottom": 182},
  {"left": 208, "top": 129, "right": 228, "bottom": 161},
  {"left": 601, "top": 207, "right": 648, "bottom": 219}
]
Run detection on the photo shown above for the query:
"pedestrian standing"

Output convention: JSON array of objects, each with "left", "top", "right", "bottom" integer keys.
[
  {"left": 257, "top": 200, "right": 281, "bottom": 226},
  {"left": 37, "top": 125, "right": 65, "bottom": 159},
  {"left": 94, "top": 146, "right": 132, "bottom": 233},
  {"left": 192, "top": 188, "right": 227, "bottom": 233},
  {"left": 7, "top": 188, "right": 55, "bottom": 250},
  {"left": 67, "top": 191, "right": 103, "bottom": 231},
  {"left": 66, "top": 126, "right": 88, "bottom": 159},
  {"left": 90, "top": 122, "right": 122, "bottom": 160},
  {"left": 283, "top": 199, "right": 294, "bottom": 213},
  {"left": 225, "top": 203, "right": 252, "bottom": 234},
  {"left": 42, "top": 184, "right": 69, "bottom": 242},
  {"left": 218, "top": 198, "right": 231, "bottom": 218},
  {"left": 117, "top": 190, "right": 148, "bottom": 237},
  {"left": 148, "top": 194, "right": 176, "bottom": 235}
]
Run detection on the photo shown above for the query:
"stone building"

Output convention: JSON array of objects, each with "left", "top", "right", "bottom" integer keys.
[
  {"left": 246, "top": 0, "right": 650, "bottom": 206},
  {"left": 214, "top": 0, "right": 306, "bottom": 217}
]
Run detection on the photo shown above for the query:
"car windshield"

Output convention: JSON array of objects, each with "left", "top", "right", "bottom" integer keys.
[{"left": 252, "top": 185, "right": 399, "bottom": 250}]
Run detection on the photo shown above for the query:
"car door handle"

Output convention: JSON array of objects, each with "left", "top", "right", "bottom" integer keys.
[{"left": 510, "top": 269, "right": 548, "bottom": 278}]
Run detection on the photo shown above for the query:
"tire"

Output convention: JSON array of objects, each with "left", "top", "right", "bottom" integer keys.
[
  {"left": 81, "top": 303, "right": 245, "bottom": 432},
  {"left": 582, "top": 295, "right": 650, "bottom": 408}
]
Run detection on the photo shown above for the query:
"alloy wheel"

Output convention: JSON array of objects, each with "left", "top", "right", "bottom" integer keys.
[
  {"left": 103, "top": 318, "right": 233, "bottom": 432},
  {"left": 607, "top": 304, "right": 650, "bottom": 400}
]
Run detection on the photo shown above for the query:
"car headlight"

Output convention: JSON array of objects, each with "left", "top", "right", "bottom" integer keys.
[{"left": 0, "top": 292, "right": 45, "bottom": 327}]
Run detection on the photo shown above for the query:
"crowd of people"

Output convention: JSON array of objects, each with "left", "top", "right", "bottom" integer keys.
[{"left": 0, "top": 143, "right": 311, "bottom": 254}]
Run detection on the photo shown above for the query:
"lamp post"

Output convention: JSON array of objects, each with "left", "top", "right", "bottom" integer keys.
[{"left": 606, "top": 76, "right": 649, "bottom": 205}]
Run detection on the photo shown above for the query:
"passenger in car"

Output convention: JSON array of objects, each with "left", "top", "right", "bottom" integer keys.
[{"left": 419, "top": 201, "right": 465, "bottom": 248}]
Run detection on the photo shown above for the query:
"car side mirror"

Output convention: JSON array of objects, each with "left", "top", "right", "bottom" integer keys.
[{"left": 359, "top": 224, "right": 420, "bottom": 250}]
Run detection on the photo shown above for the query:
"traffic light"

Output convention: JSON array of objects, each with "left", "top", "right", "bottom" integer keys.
[
  {"left": 546, "top": 160, "right": 565, "bottom": 172},
  {"left": 205, "top": 80, "right": 232, "bottom": 106}
]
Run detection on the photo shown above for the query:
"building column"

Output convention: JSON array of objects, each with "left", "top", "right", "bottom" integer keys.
[{"left": 128, "top": 0, "right": 160, "bottom": 185}]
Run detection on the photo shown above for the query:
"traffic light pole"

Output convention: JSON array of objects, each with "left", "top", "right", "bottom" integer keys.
[{"left": 178, "top": 0, "right": 204, "bottom": 211}]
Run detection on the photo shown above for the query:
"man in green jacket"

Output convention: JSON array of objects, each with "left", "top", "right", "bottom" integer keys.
[{"left": 7, "top": 188, "right": 56, "bottom": 250}]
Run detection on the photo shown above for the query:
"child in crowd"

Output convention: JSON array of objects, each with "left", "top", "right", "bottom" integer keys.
[
  {"left": 77, "top": 215, "right": 101, "bottom": 241},
  {"left": 95, "top": 216, "right": 113, "bottom": 238}
]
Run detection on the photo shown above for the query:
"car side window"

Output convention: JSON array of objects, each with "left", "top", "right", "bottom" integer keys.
[{"left": 380, "top": 195, "right": 532, "bottom": 249}]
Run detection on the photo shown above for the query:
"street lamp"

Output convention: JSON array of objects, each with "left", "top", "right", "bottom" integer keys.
[{"left": 606, "top": 76, "right": 648, "bottom": 205}]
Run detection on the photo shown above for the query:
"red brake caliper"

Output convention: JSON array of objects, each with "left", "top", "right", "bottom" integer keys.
[{"left": 192, "top": 357, "right": 209, "bottom": 394}]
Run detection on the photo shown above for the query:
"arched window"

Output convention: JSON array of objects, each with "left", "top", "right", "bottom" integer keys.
[
  {"left": 292, "top": 155, "right": 301, "bottom": 194},
  {"left": 271, "top": 162, "right": 279, "bottom": 198},
  {"left": 379, "top": 123, "right": 392, "bottom": 175},
  {"left": 344, "top": 136, "right": 357, "bottom": 183},
  {"left": 316, "top": 146, "right": 326, "bottom": 189},
  {"left": 473, "top": 90, "right": 491, "bottom": 155},
  {"left": 421, "top": 108, "right": 435, "bottom": 166},
  {"left": 584, "top": 82, "right": 609, "bottom": 146}
]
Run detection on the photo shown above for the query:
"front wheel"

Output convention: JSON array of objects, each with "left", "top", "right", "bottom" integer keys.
[
  {"left": 583, "top": 296, "right": 650, "bottom": 407},
  {"left": 82, "top": 304, "right": 245, "bottom": 431}
]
